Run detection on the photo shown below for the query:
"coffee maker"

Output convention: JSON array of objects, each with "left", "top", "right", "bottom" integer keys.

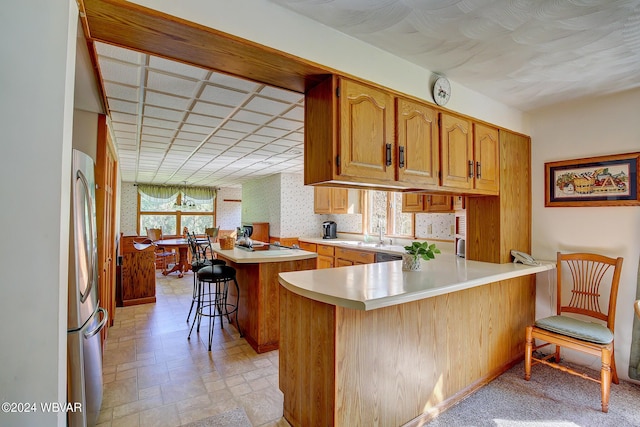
[{"left": 322, "top": 221, "right": 337, "bottom": 239}]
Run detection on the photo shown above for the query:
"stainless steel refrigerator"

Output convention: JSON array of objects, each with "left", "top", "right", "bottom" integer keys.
[{"left": 67, "top": 149, "right": 108, "bottom": 427}]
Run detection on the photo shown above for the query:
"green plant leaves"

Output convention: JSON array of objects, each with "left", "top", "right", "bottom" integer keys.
[{"left": 404, "top": 241, "right": 441, "bottom": 261}]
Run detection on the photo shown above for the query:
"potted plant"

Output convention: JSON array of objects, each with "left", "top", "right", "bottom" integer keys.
[{"left": 402, "top": 241, "right": 441, "bottom": 271}]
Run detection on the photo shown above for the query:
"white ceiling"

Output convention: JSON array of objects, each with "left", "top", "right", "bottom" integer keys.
[
  {"left": 95, "top": 1, "right": 640, "bottom": 188},
  {"left": 272, "top": 0, "right": 640, "bottom": 111}
]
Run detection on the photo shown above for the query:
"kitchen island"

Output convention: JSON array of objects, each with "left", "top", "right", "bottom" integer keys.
[
  {"left": 278, "top": 254, "right": 554, "bottom": 426},
  {"left": 212, "top": 244, "right": 316, "bottom": 353}
]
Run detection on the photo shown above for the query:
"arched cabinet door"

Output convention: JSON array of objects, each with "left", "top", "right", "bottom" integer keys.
[{"left": 338, "top": 78, "right": 395, "bottom": 181}]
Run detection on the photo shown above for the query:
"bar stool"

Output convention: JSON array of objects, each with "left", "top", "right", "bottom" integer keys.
[
  {"left": 186, "top": 233, "right": 225, "bottom": 324},
  {"left": 188, "top": 264, "right": 241, "bottom": 351}
]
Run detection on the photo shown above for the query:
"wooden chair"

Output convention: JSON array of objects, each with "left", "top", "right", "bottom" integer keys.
[
  {"left": 205, "top": 227, "right": 219, "bottom": 242},
  {"left": 525, "top": 252, "right": 624, "bottom": 413},
  {"left": 145, "top": 227, "right": 176, "bottom": 273}
]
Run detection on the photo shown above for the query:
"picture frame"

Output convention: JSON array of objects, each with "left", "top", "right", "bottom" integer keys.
[{"left": 545, "top": 152, "right": 640, "bottom": 207}]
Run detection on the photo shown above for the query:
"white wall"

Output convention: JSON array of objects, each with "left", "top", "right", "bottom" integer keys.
[
  {"left": 130, "top": 0, "right": 527, "bottom": 135},
  {"left": 530, "top": 88, "right": 640, "bottom": 381},
  {"left": 216, "top": 187, "right": 242, "bottom": 230},
  {"left": 0, "top": 1, "right": 78, "bottom": 426}
]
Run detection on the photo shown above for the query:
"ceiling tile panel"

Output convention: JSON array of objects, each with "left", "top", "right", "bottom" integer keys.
[
  {"left": 95, "top": 42, "right": 143, "bottom": 64},
  {"left": 147, "top": 70, "right": 200, "bottom": 98},
  {"left": 145, "top": 91, "right": 191, "bottom": 111},
  {"left": 258, "top": 86, "right": 304, "bottom": 103},
  {"left": 99, "top": 60, "right": 141, "bottom": 86},
  {"left": 108, "top": 99, "right": 138, "bottom": 115},
  {"left": 148, "top": 55, "right": 209, "bottom": 80},
  {"left": 200, "top": 84, "right": 249, "bottom": 106},
  {"left": 208, "top": 73, "right": 262, "bottom": 92},
  {"left": 142, "top": 126, "right": 176, "bottom": 138},
  {"left": 142, "top": 117, "right": 179, "bottom": 130},
  {"left": 244, "top": 96, "right": 290, "bottom": 115},
  {"left": 144, "top": 105, "right": 185, "bottom": 122},
  {"left": 191, "top": 101, "right": 234, "bottom": 118},
  {"left": 104, "top": 82, "right": 139, "bottom": 102}
]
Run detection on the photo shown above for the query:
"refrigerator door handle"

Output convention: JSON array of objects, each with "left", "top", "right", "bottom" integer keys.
[
  {"left": 84, "top": 308, "right": 108, "bottom": 339},
  {"left": 76, "top": 169, "right": 96, "bottom": 304}
]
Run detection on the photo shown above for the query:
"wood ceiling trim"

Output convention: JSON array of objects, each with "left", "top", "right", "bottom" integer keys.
[{"left": 79, "top": 0, "right": 331, "bottom": 94}]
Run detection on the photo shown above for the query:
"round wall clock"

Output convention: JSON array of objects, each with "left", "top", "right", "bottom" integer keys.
[{"left": 432, "top": 76, "right": 451, "bottom": 106}]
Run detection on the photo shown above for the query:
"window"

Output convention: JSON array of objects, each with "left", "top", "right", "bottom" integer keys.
[
  {"left": 138, "top": 188, "right": 214, "bottom": 236},
  {"left": 366, "top": 191, "right": 413, "bottom": 238}
]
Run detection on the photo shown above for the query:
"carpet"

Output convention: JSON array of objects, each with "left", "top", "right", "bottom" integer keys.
[
  {"left": 424, "top": 360, "right": 640, "bottom": 427},
  {"left": 180, "top": 407, "right": 252, "bottom": 427}
]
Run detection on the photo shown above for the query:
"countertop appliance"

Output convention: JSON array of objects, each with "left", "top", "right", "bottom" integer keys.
[
  {"left": 322, "top": 221, "right": 337, "bottom": 239},
  {"left": 68, "top": 149, "right": 108, "bottom": 427}
]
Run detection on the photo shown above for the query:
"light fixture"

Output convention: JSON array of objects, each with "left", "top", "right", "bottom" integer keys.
[{"left": 173, "top": 181, "right": 196, "bottom": 210}]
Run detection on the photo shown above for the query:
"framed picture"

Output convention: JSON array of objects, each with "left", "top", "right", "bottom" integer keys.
[{"left": 545, "top": 152, "right": 640, "bottom": 207}]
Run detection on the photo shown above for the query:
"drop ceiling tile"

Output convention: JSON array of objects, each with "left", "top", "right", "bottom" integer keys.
[
  {"left": 175, "top": 130, "right": 206, "bottom": 141},
  {"left": 142, "top": 126, "right": 176, "bottom": 138},
  {"left": 255, "top": 127, "right": 290, "bottom": 138},
  {"left": 222, "top": 120, "right": 259, "bottom": 133},
  {"left": 147, "top": 70, "right": 199, "bottom": 98},
  {"left": 225, "top": 146, "right": 253, "bottom": 154},
  {"left": 114, "top": 130, "right": 136, "bottom": 140},
  {"left": 95, "top": 42, "right": 143, "bottom": 64},
  {"left": 148, "top": 55, "right": 209, "bottom": 80},
  {"left": 104, "top": 82, "right": 139, "bottom": 102},
  {"left": 191, "top": 101, "right": 234, "bottom": 118},
  {"left": 99, "top": 59, "right": 141, "bottom": 86},
  {"left": 209, "top": 72, "right": 261, "bottom": 92},
  {"left": 185, "top": 112, "right": 223, "bottom": 127},
  {"left": 111, "top": 122, "right": 137, "bottom": 134},
  {"left": 244, "top": 96, "right": 290, "bottom": 115},
  {"left": 144, "top": 105, "right": 185, "bottom": 122},
  {"left": 200, "top": 84, "right": 248, "bottom": 106},
  {"left": 270, "top": 138, "right": 299, "bottom": 147},
  {"left": 181, "top": 123, "right": 215, "bottom": 135},
  {"left": 235, "top": 140, "right": 265, "bottom": 150},
  {"left": 173, "top": 138, "right": 201, "bottom": 148},
  {"left": 208, "top": 138, "right": 236, "bottom": 147},
  {"left": 140, "top": 134, "right": 172, "bottom": 144},
  {"left": 110, "top": 112, "right": 137, "bottom": 124},
  {"left": 140, "top": 141, "right": 169, "bottom": 150},
  {"left": 243, "top": 134, "right": 276, "bottom": 144},
  {"left": 231, "top": 109, "right": 272, "bottom": 125},
  {"left": 268, "top": 117, "right": 303, "bottom": 131},
  {"left": 142, "top": 116, "right": 179, "bottom": 130},
  {"left": 258, "top": 86, "right": 303, "bottom": 103},
  {"left": 282, "top": 105, "right": 304, "bottom": 121},
  {"left": 214, "top": 129, "right": 245, "bottom": 140},
  {"left": 109, "top": 99, "right": 138, "bottom": 114},
  {"left": 145, "top": 90, "right": 191, "bottom": 110},
  {"left": 259, "top": 144, "right": 290, "bottom": 154}
]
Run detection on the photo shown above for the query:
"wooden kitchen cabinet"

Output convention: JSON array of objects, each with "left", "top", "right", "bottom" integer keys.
[
  {"left": 314, "top": 187, "right": 348, "bottom": 214},
  {"left": 297, "top": 241, "right": 317, "bottom": 252},
  {"left": 402, "top": 193, "right": 453, "bottom": 213},
  {"left": 440, "top": 112, "right": 499, "bottom": 194},
  {"left": 335, "top": 247, "right": 375, "bottom": 265},
  {"left": 396, "top": 97, "right": 440, "bottom": 186},
  {"left": 119, "top": 236, "right": 156, "bottom": 306},
  {"left": 317, "top": 244, "right": 336, "bottom": 269}
]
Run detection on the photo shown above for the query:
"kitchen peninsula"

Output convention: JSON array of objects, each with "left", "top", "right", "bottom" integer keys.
[
  {"left": 278, "top": 255, "right": 554, "bottom": 426},
  {"left": 212, "top": 244, "right": 316, "bottom": 353}
]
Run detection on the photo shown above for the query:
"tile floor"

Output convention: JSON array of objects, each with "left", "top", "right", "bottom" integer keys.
[{"left": 97, "top": 271, "right": 291, "bottom": 427}]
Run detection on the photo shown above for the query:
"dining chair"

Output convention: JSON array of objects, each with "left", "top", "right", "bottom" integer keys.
[
  {"left": 145, "top": 227, "right": 176, "bottom": 273},
  {"left": 205, "top": 227, "right": 219, "bottom": 241},
  {"left": 525, "top": 252, "right": 624, "bottom": 412}
]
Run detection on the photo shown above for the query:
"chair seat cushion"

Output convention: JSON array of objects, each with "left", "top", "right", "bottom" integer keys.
[
  {"left": 535, "top": 315, "right": 613, "bottom": 344},
  {"left": 191, "top": 259, "right": 212, "bottom": 271}
]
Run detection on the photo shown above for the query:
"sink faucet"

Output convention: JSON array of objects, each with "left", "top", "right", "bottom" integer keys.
[{"left": 378, "top": 218, "right": 384, "bottom": 244}]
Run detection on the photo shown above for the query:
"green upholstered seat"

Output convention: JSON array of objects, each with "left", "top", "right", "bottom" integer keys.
[{"left": 535, "top": 315, "right": 613, "bottom": 345}]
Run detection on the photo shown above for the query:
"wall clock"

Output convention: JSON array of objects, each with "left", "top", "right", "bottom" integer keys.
[{"left": 432, "top": 76, "right": 451, "bottom": 106}]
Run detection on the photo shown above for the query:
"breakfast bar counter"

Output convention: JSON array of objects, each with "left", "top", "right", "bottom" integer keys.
[
  {"left": 277, "top": 256, "right": 554, "bottom": 427},
  {"left": 212, "top": 244, "right": 316, "bottom": 353}
]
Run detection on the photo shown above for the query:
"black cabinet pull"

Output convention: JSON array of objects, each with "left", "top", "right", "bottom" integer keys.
[
  {"left": 399, "top": 146, "right": 405, "bottom": 168},
  {"left": 476, "top": 161, "right": 481, "bottom": 179},
  {"left": 386, "top": 144, "right": 392, "bottom": 166},
  {"left": 468, "top": 160, "right": 474, "bottom": 178}
]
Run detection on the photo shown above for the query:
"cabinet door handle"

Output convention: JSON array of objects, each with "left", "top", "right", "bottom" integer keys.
[
  {"left": 476, "top": 161, "right": 481, "bottom": 179},
  {"left": 399, "top": 146, "right": 405, "bottom": 168},
  {"left": 386, "top": 144, "right": 392, "bottom": 166},
  {"left": 468, "top": 160, "right": 474, "bottom": 178}
]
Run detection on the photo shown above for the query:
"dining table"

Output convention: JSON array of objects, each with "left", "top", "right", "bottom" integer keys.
[{"left": 154, "top": 238, "right": 190, "bottom": 278}]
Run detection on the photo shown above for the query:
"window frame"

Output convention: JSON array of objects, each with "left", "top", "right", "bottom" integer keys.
[
  {"left": 137, "top": 192, "right": 216, "bottom": 236},
  {"left": 364, "top": 190, "right": 415, "bottom": 239}
]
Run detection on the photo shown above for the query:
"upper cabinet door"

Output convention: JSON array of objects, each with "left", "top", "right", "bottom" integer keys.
[
  {"left": 396, "top": 97, "right": 439, "bottom": 186},
  {"left": 331, "top": 188, "right": 348, "bottom": 214},
  {"left": 473, "top": 123, "right": 500, "bottom": 193},
  {"left": 401, "top": 193, "right": 425, "bottom": 212},
  {"left": 440, "top": 113, "right": 473, "bottom": 190},
  {"left": 314, "top": 187, "right": 332, "bottom": 214},
  {"left": 338, "top": 78, "right": 395, "bottom": 181}
]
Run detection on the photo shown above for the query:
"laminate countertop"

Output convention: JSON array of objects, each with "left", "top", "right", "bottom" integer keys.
[
  {"left": 212, "top": 243, "right": 317, "bottom": 264},
  {"left": 278, "top": 253, "right": 555, "bottom": 311}
]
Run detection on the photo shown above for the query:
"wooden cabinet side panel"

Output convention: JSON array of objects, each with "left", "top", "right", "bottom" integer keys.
[
  {"left": 339, "top": 78, "right": 394, "bottom": 181},
  {"left": 305, "top": 76, "right": 337, "bottom": 185},
  {"left": 280, "top": 287, "right": 336, "bottom": 427},
  {"left": 334, "top": 277, "right": 535, "bottom": 426},
  {"left": 397, "top": 98, "right": 439, "bottom": 186},
  {"left": 499, "top": 131, "right": 532, "bottom": 262},
  {"left": 474, "top": 123, "right": 500, "bottom": 193},
  {"left": 441, "top": 113, "right": 473, "bottom": 189}
]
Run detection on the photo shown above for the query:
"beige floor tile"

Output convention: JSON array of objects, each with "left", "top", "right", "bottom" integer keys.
[{"left": 138, "top": 404, "right": 180, "bottom": 427}]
